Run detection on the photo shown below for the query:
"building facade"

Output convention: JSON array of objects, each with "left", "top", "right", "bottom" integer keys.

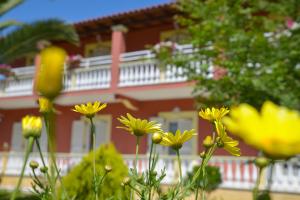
[{"left": 0, "top": 3, "right": 299, "bottom": 193}]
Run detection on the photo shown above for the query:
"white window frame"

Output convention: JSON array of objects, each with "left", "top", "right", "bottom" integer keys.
[
  {"left": 149, "top": 111, "right": 198, "bottom": 155},
  {"left": 70, "top": 114, "right": 112, "bottom": 153}
]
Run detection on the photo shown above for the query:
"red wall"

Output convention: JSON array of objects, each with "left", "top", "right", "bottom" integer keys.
[
  {"left": 0, "top": 98, "right": 257, "bottom": 156},
  {"left": 12, "top": 22, "right": 174, "bottom": 67},
  {"left": 125, "top": 23, "right": 174, "bottom": 52}
]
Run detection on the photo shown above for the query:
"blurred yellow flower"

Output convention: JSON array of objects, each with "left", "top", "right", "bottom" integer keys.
[
  {"left": 35, "top": 46, "right": 67, "bottom": 100},
  {"left": 223, "top": 101, "right": 300, "bottom": 158},
  {"left": 38, "top": 97, "right": 53, "bottom": 114},
  {"left": 160, "top": 129, "right": 197, "bottom": 150},
  {"left": 117, "top": 113, "right": 161, "bottom": 137},
  {"left": 199, "top": 107, "right": 229, "bottom": 122},
  {"left": 214, "top": 121, "right": 240, "bottom": 156},
  {"left": 72, "top": 101, "right": 107, "bottom": 118},
  {"left": 22, "top": 116, "right": 42, "bottom": 139}
]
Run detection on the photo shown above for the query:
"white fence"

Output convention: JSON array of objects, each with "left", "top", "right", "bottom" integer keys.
[{"left": 1, "top": 152, "right": 299, "bottom": 193}]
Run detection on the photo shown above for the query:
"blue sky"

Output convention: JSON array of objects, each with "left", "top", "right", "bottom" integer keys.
[{"left": 3, "top": 0, "right": 172, "bottom": 24}]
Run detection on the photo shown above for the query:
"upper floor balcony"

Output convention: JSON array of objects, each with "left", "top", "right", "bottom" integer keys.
[{"left": 0, "top": 44, "right": 195, "bottom": 100}]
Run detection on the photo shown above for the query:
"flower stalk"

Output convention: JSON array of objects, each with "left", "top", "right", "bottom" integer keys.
[
  {"left": 176, "top": 150, "right": 183, "bottom": 183},
  {"left": 89, "top": 117, "right": 98, "bottom": 200},
  {"left": 43, "top": 110, "right": 57, "bottom": 199},
  {"left": 134, "top": 136, "right": 141, "bottom": 171},
  {"left": 253, "top": 166, "right": 263, "bottom": 200},
  {"left": 10, "top": 137, "right": 34, "bottom": 200}
]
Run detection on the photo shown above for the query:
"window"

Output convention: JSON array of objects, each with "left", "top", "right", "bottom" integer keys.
[
  {"left": 84, "top": 41, "right": 111, "bottom": 57},
  {"left": 11, "top": 122, "right": 47, "bottom": 152},
  {"left": 148, "top": 111, "right": 198, "bottom": 155},
  {"left": 70, "top": 115, "right": 111, "bottom": 153}
]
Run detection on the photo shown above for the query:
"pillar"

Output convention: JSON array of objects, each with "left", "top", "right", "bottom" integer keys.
[{"left": 110, "top": 24, "right": 128, "bottom": 89}]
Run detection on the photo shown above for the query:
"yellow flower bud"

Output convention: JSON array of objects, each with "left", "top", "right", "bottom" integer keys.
[
  {"left": 254, "top": 157, "right": 270, "bottom": 169},
  {"left": 152, "top": 132, "right": 162, "bottom": 144},
  {"left": 35, "top": 46, "right": 67, "bottom": 100},
  {"left": 200, "top": 151, "right": 206, "bottom": 158},
  {"left": 203, "top": 136, "right": 213, "bottom": 148},
  {"left": 40, "top": 166, "right": 48, "bottom": 174},
  {"left": 122, "top": 177, "right": 130, "bottom": 185},
  {"left": 104, "top": 165, "right": 112, "bottom": 173},
  {"left": 22, "top": 115, "right": 42, "bottom": 139},
  {"left": 29, "top": 160, "right": 39, "bottom": 169}
]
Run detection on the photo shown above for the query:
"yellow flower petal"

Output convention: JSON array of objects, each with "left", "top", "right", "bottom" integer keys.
[
  {"left": 223, "top": 101, "right": 300, "bottom": 158},
  {"left": 72, "top": 101, "right": 107, "bottom": 118}
]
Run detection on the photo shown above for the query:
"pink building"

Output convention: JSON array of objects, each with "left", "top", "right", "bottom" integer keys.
[{"left": 0, "top": 3, "right": 298, "bottom": 193}]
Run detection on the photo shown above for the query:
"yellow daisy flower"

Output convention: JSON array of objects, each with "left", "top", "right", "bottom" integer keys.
[
  {"left": 214, "top": 121, "right": 241, "bottom": 156},
  {"left": 22, "top": 115, "right": 42, "bottom": 139},
  {"left": 199, "top": 107, "right": 229, "bottom": 122},
  {"left": 223, "top": 101, "right": 300, "bottom": 158},
  {"left": 72, "top": 101, "right": 107, "bottom": 118},
  {"left": 160, "top": 129, "right": 197, "bottom": 150},
  {"left": 117, "top": 113, "right": 162, "bottom": 137}
]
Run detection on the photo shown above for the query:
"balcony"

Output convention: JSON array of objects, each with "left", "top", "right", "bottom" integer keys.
[
  {"left": 1, "top": 152, "right": 300, "bottom": 193},
  {"left": 0, "top": 45, "right": 194, "bottom": 98}
]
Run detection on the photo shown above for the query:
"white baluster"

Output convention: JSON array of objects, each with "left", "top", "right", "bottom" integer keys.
[
  {"left": 243, "top": 162, "right": 251, "bottom": 189},
  {"left": 134, "top": 65, "right": 140, "bottom": 85},
  {"left": 226, "top": 160, "right": 234, "bottom": 188},
  {"left": 234, "top": 160, "right": 242, "bottom": 188}
]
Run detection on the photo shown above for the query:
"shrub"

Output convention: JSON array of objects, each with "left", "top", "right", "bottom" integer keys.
[
  {"left": 61, "top": 144, "right": 129, "bottom": 200},
  {"left": 0, "top": 190, "right": 39, "bottom": 200},
  {"left": 185, "top": 165, "right": 222, "bottom": 192}
]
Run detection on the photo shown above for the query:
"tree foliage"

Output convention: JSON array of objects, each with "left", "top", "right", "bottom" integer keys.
[{"left": 175, "top": 0, "right": 300, "bottom": 109}]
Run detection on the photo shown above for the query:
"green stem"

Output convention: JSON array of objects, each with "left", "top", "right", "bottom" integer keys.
[
  {"left": 266, "top": 161, "right": 274, "bottom": 192},
  {"left": 36, "top": 139, "right": 70, "bottom": 200},
  {"left": 89, "top": 117, "right": 98, "bottom": 200},
  {"left": 134, "top": 136, "right": 141, "bottom": 172},
  {"left": 36, "top": 139, "right": 51, "bottom": 183},
  {"left": 10, "top": 137, "right": 34, "bottom": 200},
  {"left": 176, "top": 150, "right": 182, "bottom": 183},
  {"left": 194, "top": 159, "right": 205, "bottom": 200},
  {"left": 192, "top": 143, "right": 217, "bottom": 185},
  {"left": 44, "top": 112, "right": 57, "bottom": 200},
  {"left": 193, "top": 143, "right": 218, "bottom": 200},
  {"left": 130, "top": 136, "right": 141, "bottom": 200},
  {"left": 148, "top": 142, "right": 154, "bottom": 183},
  {"left": 148, "top": 142, "right": 154, "bottom": 200},
  {"left": 253, "top": 167, "right": 263, "bottom": 200}
]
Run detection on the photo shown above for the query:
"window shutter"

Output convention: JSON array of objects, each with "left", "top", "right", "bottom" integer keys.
[
  {"left": 11, "top": 122, "right": 24, "bottom": 152},
  {"left": 83, "top": 120, "right": 91, "bottom": 153},
  {"left": 70, "top": 120, "right": 85, "bottom": 153},
  {"left": 178, "top": 119, "right": 194, "bottom": 155},
  {"left": 94, "top": 120, "right": 109, "bottom": 148},
  {"left": 40, "top": 126, "right": 48, "bottom": 152}
]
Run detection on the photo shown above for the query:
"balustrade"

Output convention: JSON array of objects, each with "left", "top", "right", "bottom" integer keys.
[
  {"left": 0, "top": 56, "right": 112, "bottom": 97},
  {"left": 1, "top": 153, "right": 297, "bottom": 193}
]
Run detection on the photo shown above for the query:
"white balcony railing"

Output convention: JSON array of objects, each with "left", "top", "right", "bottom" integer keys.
[
  {"left": 0, "top": 56, "right": 112, "bottom": 97},
  {"left": 1, "top": 152, "right": 300, "bottom": 193},
  {"left": 118, "top": 44, "right": 195, "bottom": 87},
  {"left": 63, "top": 56, "right": 112, "bottom": 91},
  {"left": 0, "top": 45, "right": 198, "bottom": 97}
]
